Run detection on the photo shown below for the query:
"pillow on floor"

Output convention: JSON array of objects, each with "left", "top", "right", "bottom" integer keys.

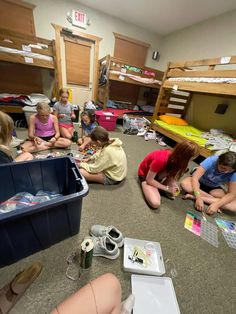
[{"left": 159, "top": 115, "right": 188, "bottom": 126}]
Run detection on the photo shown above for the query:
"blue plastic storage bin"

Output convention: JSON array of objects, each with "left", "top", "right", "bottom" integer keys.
[{"left": 0, "top": 157, "right": 89, "bottom": 267}]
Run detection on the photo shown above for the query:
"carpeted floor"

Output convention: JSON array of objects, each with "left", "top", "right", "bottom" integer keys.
[{"left": 1, "top": 127, "right": 236, "bottom": 314}]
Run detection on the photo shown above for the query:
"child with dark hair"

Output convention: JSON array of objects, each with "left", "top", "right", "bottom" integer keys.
[
  {"left": 138, "top": 141, "right": 199, "bottom": 209},
  {"left": 78, "top": 110, "right": 98, "bottom": 150},
  {"left": 79, "top": 126, "right": 127, "bottom": 185},
  {"left": 181, "top": 151, "right": 236, "bottom": 214}
]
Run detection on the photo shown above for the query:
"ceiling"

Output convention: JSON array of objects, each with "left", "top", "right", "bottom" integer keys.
[{"left": 76, "top": 0, "right": 236, "bottom": 35}]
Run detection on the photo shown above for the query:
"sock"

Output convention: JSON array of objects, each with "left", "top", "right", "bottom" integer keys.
[{"left": 121, "top": 294, "right": 135, "bottom": 314}]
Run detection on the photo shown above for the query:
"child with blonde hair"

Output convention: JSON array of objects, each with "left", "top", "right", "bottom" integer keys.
[
  {"left": 0, "top": 112, "right": 33, "bottom": 164},
  {"left": 80, "top": 126, "right": 127, "bottom": 185},
  {"left": 53, "top": 88, "right": 76, "bottom": 139},
  {"left": 21, "top": 102, "right": 71, "bottom": 153}
]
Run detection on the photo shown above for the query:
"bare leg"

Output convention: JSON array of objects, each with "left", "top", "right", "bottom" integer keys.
[
  {"left": 53, "top": 138, "right": 71, "bottom": 149},
  {"left": 181, "top": 176, "right": 236, "bottom": 212},
  {"left": 21, "top": 141, "right": 50, "bottom": 153},
  {"left": 15, "top": 152, "right": 33, "bottom": 162},
  {"left": 50, "top": 273, "right": 122, "bottom": 314},
  {"left": 60, "top": 127, "right": 73, "bottom": 139},
  {"left": 68, "top": 127, "right": 74, "bottom": 137},
  {"left": 80, "top": 168, "right": 105, "bottom": 184},
  {"left": 141, "top": 181, "right": 161, "bottom": 209}
]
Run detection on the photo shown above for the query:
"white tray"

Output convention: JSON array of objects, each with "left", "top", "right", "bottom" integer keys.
[
  {"left": 123, "top": 237, "right": 165, "bottom": 276},
  {"left": 131, "top": 275, "right": 180, "bottom": 314}
]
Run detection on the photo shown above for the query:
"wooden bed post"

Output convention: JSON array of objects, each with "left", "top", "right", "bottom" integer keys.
[
  {"left": 103, "top": 55, "right": 111, "bottom": 108},
  {"left": 52, "top": 24, "right": 63, "bottom": 97},
  {"left": 151, "top": 62, "right": 170, "bottom": 124}
]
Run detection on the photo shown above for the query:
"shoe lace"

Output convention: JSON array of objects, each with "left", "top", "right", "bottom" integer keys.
[{"left": 95, "top": 236, "right": 107, "bottom": 249}]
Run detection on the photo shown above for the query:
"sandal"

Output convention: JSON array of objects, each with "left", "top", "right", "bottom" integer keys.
[{"left": 0, "top": 262, "right": 43, "bottom": 314}]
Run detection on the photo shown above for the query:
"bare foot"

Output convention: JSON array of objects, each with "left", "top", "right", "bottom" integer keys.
[{"left": 182, "top": 193, "right": 195, "bottom": 200}]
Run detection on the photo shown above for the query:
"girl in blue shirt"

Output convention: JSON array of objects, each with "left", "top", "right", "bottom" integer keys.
[
  {"left": 78, "top": 110, "right": 98, "bottom": 150},
  {"left": 181, "top": 152, "right": 236, "bottom": 214}
]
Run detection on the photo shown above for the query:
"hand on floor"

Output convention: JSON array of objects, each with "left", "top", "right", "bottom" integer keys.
[{"left": 206, "top": 203, "right": 222, "bottom": 215}]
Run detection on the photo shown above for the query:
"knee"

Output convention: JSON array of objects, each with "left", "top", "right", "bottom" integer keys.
[
  {"left": 24, "top": 152, "right": 33, "bottom": 160},
  {"left": 65, "top": 139, "right": 72, "bottom": 146},
  {"left": 65, "top": 135, "right": 72, "bottom": 140},
  {"left": 149, "top": 199, "right": 161, "bottom": 209},
  {"left": 97, "top": 273, "right": 121, "bottom": 295},
  {"left": 180, "top": 177, "right": 190, "bottom": 191}
]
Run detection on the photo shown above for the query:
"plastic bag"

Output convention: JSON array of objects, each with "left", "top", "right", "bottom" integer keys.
[
  {"left": 0, "top": 192, "right": 34, "bottom": 213},
  {"left": 31, "top": 190, "right": 62, "bottom": 205},
  {"left": 123, "top": 114, "right": 147, "bottom": 135},
  {"left": 0, "top": 191, "right": 62, "bottom": 214}
]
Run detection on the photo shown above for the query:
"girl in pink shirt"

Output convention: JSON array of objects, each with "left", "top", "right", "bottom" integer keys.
[
  {"left": 138, "top": 141, "right": 199, "bottom": 209},
  {"left": 22, "top": 102, "right": 71, "bottom": 152}
]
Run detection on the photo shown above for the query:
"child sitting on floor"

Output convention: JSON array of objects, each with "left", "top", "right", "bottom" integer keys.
[
  {"left": 78, "top": 110, "right": 98, "bottom": 151},
  {"left": 138, "top": 140, "right": 199, "bottom": 209},
  {"left": 181, "top": 151, "right": 236, "bottom": 214},
  {"left": 22, "top": 102, "right": 71, "bottom": 153},
  {"left": 79, "top": 126, "right": 127, "bottom": 185},
  {"left": 0, "top": 112, "right": 33, "bottom": 164},
  {"left": 53, "top": 88, "right": 76, "bottom": 140}
]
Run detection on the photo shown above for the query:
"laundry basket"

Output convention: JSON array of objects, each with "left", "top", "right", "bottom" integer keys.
[{"left": 0, "top": 157, "right": 89, "bottom": 267}]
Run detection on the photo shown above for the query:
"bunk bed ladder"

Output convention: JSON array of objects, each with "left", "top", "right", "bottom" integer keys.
[{"left": 152, "top": 63, "right": 193, "bottom": 123}]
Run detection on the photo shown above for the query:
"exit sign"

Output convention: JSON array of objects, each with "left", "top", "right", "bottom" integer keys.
[{"left": 71, "top": 9, "right": 87, "bottom": 29}]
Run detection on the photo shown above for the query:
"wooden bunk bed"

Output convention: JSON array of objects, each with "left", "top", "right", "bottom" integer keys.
[
  {"left": 0, "top": 27, "right": 57, "bottom": 114},
  {"left": 97, "top": 55, "right": 164, "bottom": 118},
  {"left": 152, "top": 55, "right": 236, "bottom": 157}
]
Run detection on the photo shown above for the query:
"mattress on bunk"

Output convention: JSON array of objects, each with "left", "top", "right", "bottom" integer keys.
[{"left": 154, "top": 120, "right": 207, "bottom": 147}]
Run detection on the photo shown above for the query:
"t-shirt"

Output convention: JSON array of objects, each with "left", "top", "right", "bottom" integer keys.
[
  {"left": 138, "top": 149, "right": 171, "bottom": 177},
  {"left": 53, "top": 102, "right": 73, "bottom": 124},
  {"left": 0, "top": 150, "right": 13, "bottom": 164},
  {"left": 81, "top": 121, "right": 97, "bottom": 136},
  {"left": 200, "top": 156, "right": 236, "bottom": 187},
  {"left": 34, "top": 114, "right": 55, "bottom": 138}
]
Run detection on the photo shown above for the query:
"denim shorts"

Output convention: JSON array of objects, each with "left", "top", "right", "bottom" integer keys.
[{"left": 199, "top": 182, "right": 223, "bottom": 194}]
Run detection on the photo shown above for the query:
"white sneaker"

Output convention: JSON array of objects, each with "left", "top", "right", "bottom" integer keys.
[
  {"left": 137, "top": 128, "right": 147, "bottom": 136},
  {"left": 144, "top": 131, "right": 156, "bottom": 141},
  {"left": 90, "top": 224, "right": 124, "bottom": 247},
  {"left": 157, "top": 137, "right": 166, "bottom": 146},
  {"left": 88, "top": 235, "right": 120, "bottom": 259}
]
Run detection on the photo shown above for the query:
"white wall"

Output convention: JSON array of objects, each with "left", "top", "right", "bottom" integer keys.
[
  {"left": 28, "top": 0, "right": 161, "bottom": 68},
  {"left": 190, "top": 95, "right": 236, "bottom": 136},
  {"left": 159, "top": 9, "right": 236, "bottom": 69}
]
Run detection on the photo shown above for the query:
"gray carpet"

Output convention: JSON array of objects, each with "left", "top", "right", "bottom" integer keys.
[{"left": 1, "top": 127, "right": 236, "bottom": 314}]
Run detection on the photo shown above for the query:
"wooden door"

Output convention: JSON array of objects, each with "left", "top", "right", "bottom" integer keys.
[{"left": 62, "top": 36, "right": 94, "bottom": 105}]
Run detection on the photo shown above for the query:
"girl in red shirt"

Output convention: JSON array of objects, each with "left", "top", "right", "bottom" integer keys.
[{"left": 138, "top": 141, "right": 199, "bottom": 209}]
